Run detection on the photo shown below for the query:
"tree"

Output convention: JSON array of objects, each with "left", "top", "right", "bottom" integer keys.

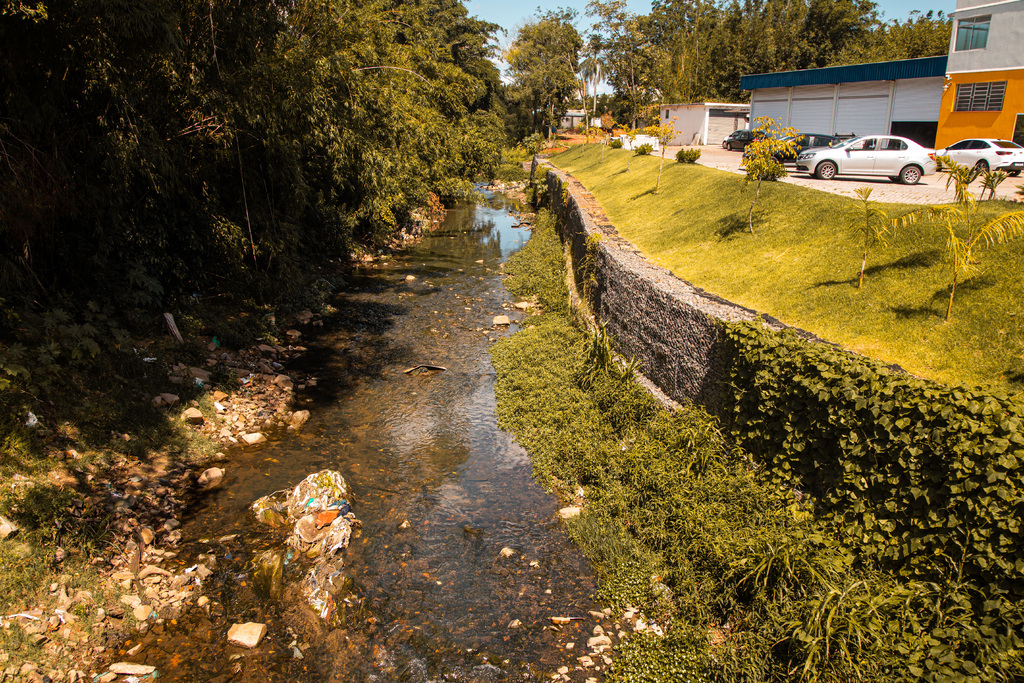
[
  {"left": 587, "top": 0, "right": 659, "bottom": 129},
  {"left": 900, "top": 158, "right": 1024, "bottom": 321},
  {"left": 740, "top": 118, "right": 798, "bottom": 234},
  {"left": 645, "top": 119, "right": 677, "bottom": 194},
  {"left": 835, "top": 10, "right": 951, "bottom": 64},
  {"left": 844, "top": 188, "right": 892, "bottom": 289},
  {"left": 506, "top": 10, "right": 584, "bottom": 138}
]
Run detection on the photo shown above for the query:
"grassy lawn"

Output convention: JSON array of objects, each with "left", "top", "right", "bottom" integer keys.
[{"left": 550, "top": 144, "right": 1024, "bottom": 394}]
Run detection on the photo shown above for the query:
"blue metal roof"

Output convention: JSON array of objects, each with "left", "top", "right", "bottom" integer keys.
[{"left": 740, "top": 56, "right": 948, "bottom": 90}]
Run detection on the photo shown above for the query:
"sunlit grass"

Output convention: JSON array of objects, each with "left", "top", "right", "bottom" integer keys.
[{"left": 550, "top": 145, "right": 1024, "bottom": 393}]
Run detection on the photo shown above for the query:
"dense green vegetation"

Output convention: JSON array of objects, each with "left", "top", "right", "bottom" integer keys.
[
  {"left": 550, "top": 144, "right": 1024, "bottom": 393},
  {"left": 492, "top": 209, "right": 1023, "bottom": 682},
  {"left": 0, "top": 0, "right": 510, "bottom": 455}
]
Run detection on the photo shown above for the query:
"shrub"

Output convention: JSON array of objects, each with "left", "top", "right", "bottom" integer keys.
[
  {"left": 676, "top": 148, "right": 701, "bottom": 163},
  {"left": 635, "top": 143, "right": 653, "bottom": 156},
  {"left": 609, "top": 139, "right": 624, "bottom": 149},
  {"left": 493, "top": 163, "right": 528, "bottom": 183}
]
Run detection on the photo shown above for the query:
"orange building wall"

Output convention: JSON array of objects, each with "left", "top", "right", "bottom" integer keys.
[{"left": 936, "top": 68, "right": 1024, "bottom": 148}]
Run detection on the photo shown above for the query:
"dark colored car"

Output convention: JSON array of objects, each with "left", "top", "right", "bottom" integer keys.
[
  {"left": 775, "top": 133, "right": 841, "bottom": 163},
  {"left": 722, "top": 129, "right": 755, "bottom": 151}
]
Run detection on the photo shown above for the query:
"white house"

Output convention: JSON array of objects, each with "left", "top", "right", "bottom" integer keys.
[{"left": 658, "top": 103, "right": 751, "bottom": 145}]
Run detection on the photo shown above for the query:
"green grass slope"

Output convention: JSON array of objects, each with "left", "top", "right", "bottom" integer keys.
[{"left": 550, "top": 145, "right": 1024, "bottom": 393}]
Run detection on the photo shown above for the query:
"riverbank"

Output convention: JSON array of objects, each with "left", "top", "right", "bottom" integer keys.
[
  {"left": 0, "top": 307, "right": 329, "bottom": 681},
  {"left": 490, "top": 208, "right": 1024, "bottom": 681}
]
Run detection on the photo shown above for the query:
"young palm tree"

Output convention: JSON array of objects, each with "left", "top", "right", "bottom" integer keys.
[
  {"left": 844, "top": 188, "right": 891, "bottom": 289},
  {"left": 901, "top": 158, "right": 1024, "bottom": 321}
]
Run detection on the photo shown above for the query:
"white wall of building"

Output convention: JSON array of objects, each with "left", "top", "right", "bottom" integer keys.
[
  {"left": 659, "top": 104, "right": 750, "bottom": 145},
  {"left": 947, "top": 0, "right": 1024, "bottom": 73}
]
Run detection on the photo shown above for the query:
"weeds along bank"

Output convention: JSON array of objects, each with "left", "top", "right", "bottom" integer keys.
[{"left": 493, "top": 171, "right": 1024, "bottom": 679}]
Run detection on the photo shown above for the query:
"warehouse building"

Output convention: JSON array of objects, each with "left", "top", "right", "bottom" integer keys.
[{"left": 740, "top": 56, "right": 948, "bottom": 147}]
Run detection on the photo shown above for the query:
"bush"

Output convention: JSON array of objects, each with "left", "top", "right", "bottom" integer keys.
[
  {"left": 493, "top": 163, "right": 528, "bottom": 183},
  {"left": 635, "top": 143, "right": 653, "bottom": 156},
  {"left": 609, "top": 139, "right": 624, "bottom": 149},
  {"left": 676, "top": 148, "right": 701, "bottom": 163}
]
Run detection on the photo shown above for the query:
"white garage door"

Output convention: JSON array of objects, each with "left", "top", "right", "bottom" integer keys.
[
  {"left": 891, "top": 77, "right": 943, "bottom": 122},
  {"left": 751, "top": 88, "right": 789, "bottom": 127},
  {"left": 789, "top": 85, "right": 836, "bottom": 134},
  {"left": 834, "top": 82, "right": 891, "bottom": 137}
]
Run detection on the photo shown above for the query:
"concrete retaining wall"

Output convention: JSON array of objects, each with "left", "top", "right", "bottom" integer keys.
[{"left": 531, "top": 157, "right": 819, "bottom": 415}]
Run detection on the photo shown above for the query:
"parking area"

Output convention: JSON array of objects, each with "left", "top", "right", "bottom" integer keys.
[{"left": 664, "top": 145, "right": 1023, "bottom": 204}]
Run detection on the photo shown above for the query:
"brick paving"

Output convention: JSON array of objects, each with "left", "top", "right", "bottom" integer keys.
[{"left": 664, "top": 145, "right": 1023, "bottom": 204}]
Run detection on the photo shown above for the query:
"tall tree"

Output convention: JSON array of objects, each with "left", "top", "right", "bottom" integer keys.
[
  {"left": 505, "top": 9, "right": 584, "bottom": 138},
  {"left": 587, "top": 0, "right": 660, "bottom": 128}
]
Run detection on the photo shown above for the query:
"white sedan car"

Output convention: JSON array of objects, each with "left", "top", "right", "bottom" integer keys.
[
  {"left": 935, "top": 138, "right": 1024, "bottom": 176},
  {"left": 796, "top": 135, "right": 937, "bottom": 185}
]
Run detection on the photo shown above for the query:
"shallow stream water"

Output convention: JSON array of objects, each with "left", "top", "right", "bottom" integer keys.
[{"left": 134, "top": 192, "right": 604, "bottom": 681}]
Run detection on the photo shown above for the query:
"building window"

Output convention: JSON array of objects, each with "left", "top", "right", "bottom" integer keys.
[
  {"left": 953, "top": 82, "right": 1006, "bottom": 111},
  {"left": 955, "top": 15, "right": 990, "bottom": 51}
]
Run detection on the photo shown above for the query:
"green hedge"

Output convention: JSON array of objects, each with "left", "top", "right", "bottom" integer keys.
[
  {"left": 723, "top": 322, "right": 1024, "bottom": 597},
  {"left": 676, "top": 149, "right": 701, "bottom": 163}
]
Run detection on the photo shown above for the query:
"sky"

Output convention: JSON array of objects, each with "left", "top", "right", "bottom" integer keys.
[{"left": 467, "top": 0, "right": 957, "bottom": 40}]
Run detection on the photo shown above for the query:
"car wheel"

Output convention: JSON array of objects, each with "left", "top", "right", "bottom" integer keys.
[
  {"left": 1009, "top": 171, "right": 1020, "bottom": 177},
  {"left": 899, "top": 165, "right": 922, "bottom": 185},
  {"left": 815, "top": 161, "right": 837, "bottom": 180},
  {"left": 975, "top": 159, "right": 990, "bottom": 172}
]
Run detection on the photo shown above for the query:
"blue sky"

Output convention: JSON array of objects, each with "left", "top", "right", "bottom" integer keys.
[{"left": 467, "top": 0, "right": 956, "bottom": 38}]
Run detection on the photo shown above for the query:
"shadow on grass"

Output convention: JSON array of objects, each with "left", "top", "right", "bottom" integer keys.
[
  {"left": 715, "top": 214, "right": 751, "bottom": 240},
  {"left": 630, "top": 188, "right": 656, "bottom": 201},
  {"left": 890, "top": 275, "right": 997, "bottom": 320},
  {"left": 891, "top": 303, "right": 938, "bottom": 320},
  {"left": 1003, "top": 370, "right": 1024, "bottom": 388},
  {"left": 864, "top": 250, "right": 943, "bottom": 276}
]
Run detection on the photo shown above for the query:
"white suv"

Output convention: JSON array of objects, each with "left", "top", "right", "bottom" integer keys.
[
  {"left": 935, "top": 139, "right": 1024, "bottom": 177},
  {"left": 796, "top": 135, "right": 938, "bottom": 185}
]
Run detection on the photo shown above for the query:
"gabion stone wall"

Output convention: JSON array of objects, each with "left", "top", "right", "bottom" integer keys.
[{"left": 533, "top": 158, "right": 808, "bottom": 415}]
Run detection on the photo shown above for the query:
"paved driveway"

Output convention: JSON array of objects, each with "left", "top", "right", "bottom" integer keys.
[{"left": 664, "top": 145, "right": 1023, "bottom": 204}]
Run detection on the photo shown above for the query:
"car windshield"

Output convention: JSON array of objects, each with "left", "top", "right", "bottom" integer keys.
[{"left": 993, "top": 140, "right": 1023, "bottom": 149}]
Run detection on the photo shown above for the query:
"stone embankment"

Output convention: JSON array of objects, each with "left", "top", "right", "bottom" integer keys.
[{"left": 532, "top": 158, "right": 801, "bottom": 414}]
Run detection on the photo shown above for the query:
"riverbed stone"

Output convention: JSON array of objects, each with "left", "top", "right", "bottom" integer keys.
[
  {"left": 241, "top": 432, "right": 267, "bottom": 445},
  {"left": 182, "top": 408, "right": 204, "bottom": 424},
  {"left": 492, "top": 315, "right": 511, "bottom": 326},
  {"left": 133, "top": 605, "right": 154, "bottom": 621},
  {"left": 0, "top": 514, "right": 20, "bottom": 540},
  {"left": 198, "top": 467, "right": 224, "bottom": 488},
  {"left": 558, "top": 506, "right": 582, "bottom": 520},
  {"left": 289, "top": 410, "right": 311, "bottom": 429},
  {"left": 227, "top": 622, "right": 267, "bottom": 648},
  {"left": 109, "top": 663, "right": 156, "bottom": 675}
]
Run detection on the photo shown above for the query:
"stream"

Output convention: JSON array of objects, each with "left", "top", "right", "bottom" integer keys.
[{"left": 131, "top": 191, "right": 605, "bottom": 682}]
